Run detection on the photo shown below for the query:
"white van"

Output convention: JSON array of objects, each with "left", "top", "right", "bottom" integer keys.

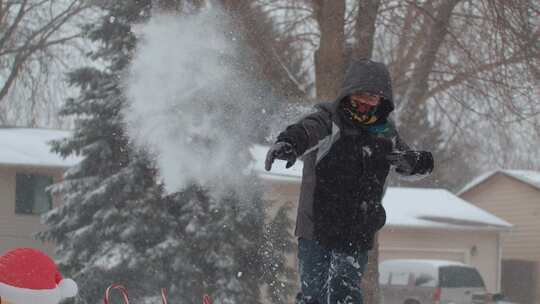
[{"left": 379, "top": 259, "right": 508, "bottom": 304}]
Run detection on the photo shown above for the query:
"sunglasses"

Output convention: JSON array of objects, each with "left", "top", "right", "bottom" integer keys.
[{"left": 351, "top": 93, "right": 382, "bottom": 106}]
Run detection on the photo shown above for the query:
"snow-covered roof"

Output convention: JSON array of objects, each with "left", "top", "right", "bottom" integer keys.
[
  {"left": 380, "top": 259, "right": 470, "bottom": 269},
  {"left": 458, "top": 169, "right": 540, "bottom": 195},
  {"left": 0, "top": 127, "right": 81, "bottom": 168},
  {"left": 382, "top": 187, "right": 511, "bottom": 231},
  {"left": 250, "top": 145, "right": 510, "bottom": 231}
]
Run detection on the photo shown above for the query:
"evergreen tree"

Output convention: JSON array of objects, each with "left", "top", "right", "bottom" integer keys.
[
  {"left": 150, "top": 183, "right": 295, "bottom": 304},
  {"left": 36, "top": 1, "right": 163, "bottom": 301},
  {"left": 37, "top": 1, "right": 295, "bottom": 303},
  {"left": 259, "top": 202, "right": 296, "bottom": 303}
]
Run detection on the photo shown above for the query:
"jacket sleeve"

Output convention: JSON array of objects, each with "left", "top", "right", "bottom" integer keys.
[
  {"left": 276, "top": 107, "right": 333, "bottom": 157},
  {"left": 391, "top": 127, "right": 411, "bottom": 153},
  {"left": 389, "top": 122, "right": 434, "bottom": 177}
]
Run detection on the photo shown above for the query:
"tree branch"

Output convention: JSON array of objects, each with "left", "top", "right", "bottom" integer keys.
[
  {"left": 0, "top": 0, "right": 88, "bottom": 104},
  {"left": 0, "top": 0, "right": 28, "bottom": 50}
]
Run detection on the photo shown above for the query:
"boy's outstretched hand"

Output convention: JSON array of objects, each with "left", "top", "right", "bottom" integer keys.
[
  {"left": 265, "top": 141, "right": 297, "bottom": 171},
  {"left": 386, "top": 151, "right": 434, "bottom": 175}
]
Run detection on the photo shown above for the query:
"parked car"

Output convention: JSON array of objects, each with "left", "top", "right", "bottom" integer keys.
[{"left": 379, "top": 259, "right": 514, "bottom": 304}]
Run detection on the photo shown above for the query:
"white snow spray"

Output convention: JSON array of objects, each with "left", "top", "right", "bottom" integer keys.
[{"left": 124, "top": 7, "right": 265, "bottom": 196}]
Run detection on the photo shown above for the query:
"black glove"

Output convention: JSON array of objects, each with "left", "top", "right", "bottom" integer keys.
[
  {"left": 386, "top": 151, "right": 434, "bottom": 175},
  {"left": 265, "top": 141, "right": 297, "bottom": 171}
]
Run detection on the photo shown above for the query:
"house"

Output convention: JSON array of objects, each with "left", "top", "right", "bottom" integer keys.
[
  {"left": 379, "top": 187, "right": 510, "bottom": 293},
  {"left": 459, "top": 170, "right": 540, "bottom": 304},
  {"left": 251, "top": 145, "right": 511, "bottom": 293},
  {"left": 0, "top": 127, "right": 80, "bottom": 256}
]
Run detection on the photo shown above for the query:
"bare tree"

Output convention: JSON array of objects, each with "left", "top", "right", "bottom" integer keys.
[
  {"left": 380, "top": 0, "right": 539, "bottom": 188},
  {"left": 354, "top": 0, "right": 381, "bottom": 59},
  {"left": 0, "top": 0, "right": 91, "bottom": 126},
  {"left": 271, "top": 0, "right": 538, "bottom": 180}
]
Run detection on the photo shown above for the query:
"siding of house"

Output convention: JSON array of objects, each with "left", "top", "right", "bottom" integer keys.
[
  {"left": 379, "top": 228, "right": 500, "bottom": 293},
  {"left": 0, "top": 165, "right": 63, "bottom": 256},
  {"left": 460, "top": 173, "right": 540, "bottom": 301}
]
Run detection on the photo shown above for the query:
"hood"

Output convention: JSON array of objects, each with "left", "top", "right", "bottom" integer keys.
[{"left": 334, "top": 58, "right": 395, "bottom": 121}]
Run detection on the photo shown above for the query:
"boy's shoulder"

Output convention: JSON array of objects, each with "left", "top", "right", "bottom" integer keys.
[{"left": 314, "top": 101, "right": 335, "bottom": 114}]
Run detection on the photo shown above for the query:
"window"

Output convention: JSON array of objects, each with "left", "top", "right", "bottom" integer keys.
[
  {"left": 15, "top": 173, "right": 53, "bottom": 215},
  {"left": 414, "top": 273, "right": 436, "bottom": 287},
  {"left": 389, "top": 271, "right": 410, "bottom": 286},
  {"left": 439, "top": 266, "right": 486, "bottom": 288}
]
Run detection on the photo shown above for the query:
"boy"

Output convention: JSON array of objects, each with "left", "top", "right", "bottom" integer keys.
[{"left": 265, "top": 59, "right": 434, "bottom": 304}]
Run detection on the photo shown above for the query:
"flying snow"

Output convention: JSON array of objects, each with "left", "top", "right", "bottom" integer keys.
[{"left": 124, "top": 8, "right": 265, "bottom": 195}]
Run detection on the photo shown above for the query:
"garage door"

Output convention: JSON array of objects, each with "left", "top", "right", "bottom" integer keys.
[
  {"left": 501, "top": 259, "right": 537, "bottom": 304},
  {"left": 380, "top": 247, "right": 467, "bottom": 263}
]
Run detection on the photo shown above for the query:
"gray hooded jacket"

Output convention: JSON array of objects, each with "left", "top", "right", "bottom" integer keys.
[{"left": 276, "top": 59, "right": 431, "bottom": 251}]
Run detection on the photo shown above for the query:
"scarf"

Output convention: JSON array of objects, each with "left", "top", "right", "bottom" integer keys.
[{"left": 341, "top": 98, "right": 378, "bottom": 125}]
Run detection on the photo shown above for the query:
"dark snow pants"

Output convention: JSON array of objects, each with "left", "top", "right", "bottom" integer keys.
[{"left": 296, "top": 238, "right": 369, "bottom": 304}]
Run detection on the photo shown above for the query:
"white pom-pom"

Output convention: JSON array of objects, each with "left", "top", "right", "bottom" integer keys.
[{"left": 58, "top": 278, "right": 78, "bottom": 298}]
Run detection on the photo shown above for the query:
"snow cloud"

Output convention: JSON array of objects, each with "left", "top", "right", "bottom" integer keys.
[{"left": 125, "top": 8, "right": 263, "bottom": 194}]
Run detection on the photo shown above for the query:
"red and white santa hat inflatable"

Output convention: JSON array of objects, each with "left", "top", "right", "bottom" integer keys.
[{"left": 0, "top": 248, "right": 78, "bottom": 304}]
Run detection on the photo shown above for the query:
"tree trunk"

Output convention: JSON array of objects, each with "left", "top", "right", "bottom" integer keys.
[
  {"left": 392, "top": 0, "right": 460, "bottom": 171},
  {"left": 352, "top": 1, "right": 382, "bottom": 302},
  {"left": 397, "top": 0, "right": 461, "bottom": 125},
  {"left": 361, "top": 234, "right": 381, "bottom": 304},
  {"left": 314, "top": 0, "right": 346, "bottom": 100},
  {"left": 354, "top": 0, "right": 381, "bottom": 59}
]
